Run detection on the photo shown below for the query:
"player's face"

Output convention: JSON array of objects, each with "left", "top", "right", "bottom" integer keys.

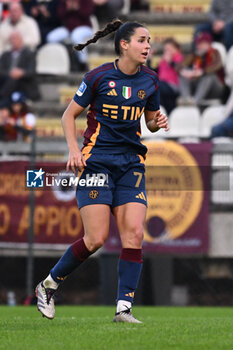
[{"left": 122, "top": 27, "right": 151, "bottom": 64}]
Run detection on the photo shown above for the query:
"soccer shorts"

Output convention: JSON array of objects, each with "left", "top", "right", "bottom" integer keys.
[{"left": 76, "top": 153, "right": 147, "bottom": 209}]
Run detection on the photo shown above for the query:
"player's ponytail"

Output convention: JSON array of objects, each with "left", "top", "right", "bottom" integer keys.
[
  {"left": 74, "top": 19, "right": 123, "bottom": 51},
  {"left": 74, "top": 20, "right": 145, "bottom": 56}
]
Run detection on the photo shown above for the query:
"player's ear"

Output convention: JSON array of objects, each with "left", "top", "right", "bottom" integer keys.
[{"left": 120, "top": 39, "right": 129, "bottom": 52}]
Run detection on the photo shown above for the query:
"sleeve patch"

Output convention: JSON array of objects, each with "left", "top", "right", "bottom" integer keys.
[{"left": 76, "top": 81, "right": 87, "bottom": 96}]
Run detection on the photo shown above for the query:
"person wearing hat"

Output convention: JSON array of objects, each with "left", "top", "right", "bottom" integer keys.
[
  {"left": 178, "top": 32, "right": 225, "bottom": 106},
  {"left": 0, "top": 91, "right": 36, "bottom": 141}
]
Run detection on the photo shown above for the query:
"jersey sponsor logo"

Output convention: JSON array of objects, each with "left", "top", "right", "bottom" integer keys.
[
  {"left": 102, "top": 104, "right": 118, "bottom": 119},
  {"left": 76, "top": 81, "right": 87, "bottom": 96},
  {"left": 108, "top": 81, "right": 116, "bottom": 88},
  {"left": 89, "top": 189, "right": 99, "bottom": 199},
  {"left": 137, "top": 89, "right": 147, "bottom": 100},
  {"left": 122, "top": 86, "right": 131, "bottom": 99},
  {"left": 107, "top": 89, "right": 117, "bottom": 96},
  {"left": 102, "top": 104, "right": 144, "bottom": 121}
]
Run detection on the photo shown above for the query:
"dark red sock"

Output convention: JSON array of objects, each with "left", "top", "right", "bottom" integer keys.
[
  {"left": 72, "top": 238, "right": 92, "bottom": 261},
  {"left": 120, "top": 248, "right": 143, "bottom": 263}
]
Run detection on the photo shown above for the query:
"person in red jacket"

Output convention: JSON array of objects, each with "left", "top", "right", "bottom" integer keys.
[
  {"left": 179, "top": 32, "right": 225, "bottom": 106},
  {"left": 46, "top": 0, "right": 94, "bottom": 70}
]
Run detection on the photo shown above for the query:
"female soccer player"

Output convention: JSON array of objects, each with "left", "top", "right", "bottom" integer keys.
[{"left": 36, "top": 19, "right": 169, "bottom": 323}]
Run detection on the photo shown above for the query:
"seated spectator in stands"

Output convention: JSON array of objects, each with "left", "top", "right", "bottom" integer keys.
[
  {"left": 211, "top": 92, "right": 233, "bottom": 137},
  {"left": 130, "top": 0, "right": 149, "bottom": 11},
  {"left": 211, "top": 111, "right": 233, "bottom": 138},
  {"left": 178, "top": 32, "right": 225, "bottom": 106},
  {"left": 157, "top": 38, "right": 183, "bottom": 114},
  {"left": 0, "top": 2, "right": 41, "bottom": 54},
  {"left": 23, "top": 0, "right": 60, "bottom": 44},
  {"left": 0, "top": 99, "right": 11, "bottom": 140},
  {"left": 0, "top": 91, "right": 36, "bottom": 142},
  {"left": 194, "top": 0, "right": 233, "bottom": 51},
  {"left": 47, "top": 0, "right": 94, "bottom": 71},
  {"left": 94, "top": 0, "right": 124, "bottom": 24},
  {"left": 0, "top": 31, "right": 40, "bottom": 101}
]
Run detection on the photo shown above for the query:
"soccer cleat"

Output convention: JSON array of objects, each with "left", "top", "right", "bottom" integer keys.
[
  {"left": 35, "top": 282, "right": 56, "bottom": 320},
  {"left": 113, "top": 307, "right": 142, "bottom": 324}
]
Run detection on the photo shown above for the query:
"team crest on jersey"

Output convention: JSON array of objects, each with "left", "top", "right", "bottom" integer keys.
[
  {"left": 122, "top": 86, "right": 131, "bottom": 99},
  {"left": 89, "top": 190, "right": 99, "bottom": 199},
  {"left": 76, "top": 81, "right": 87, "bottom": 96},
  {"left": 137, "top": 89, "right": 146, "bottom": 100},
  {"left": 108, "top": 81, "right": 116, "bottom": 88}
]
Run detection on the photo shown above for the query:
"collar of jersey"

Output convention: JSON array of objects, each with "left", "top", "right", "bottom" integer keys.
[{"left": 114, "top": 59, "right": 142, "bottom": 79}]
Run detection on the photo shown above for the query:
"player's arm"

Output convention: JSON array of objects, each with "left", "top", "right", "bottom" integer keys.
[
  {"left": 61, "top": 99, "right": 86, "bottom": 173},
  {"left": 144, "top": 109, "right": 169, "bottom": 133}
]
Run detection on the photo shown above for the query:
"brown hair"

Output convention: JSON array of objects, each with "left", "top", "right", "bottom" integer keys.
[{"left": 74, "top": 19, "right": 145, "bottom": 56}]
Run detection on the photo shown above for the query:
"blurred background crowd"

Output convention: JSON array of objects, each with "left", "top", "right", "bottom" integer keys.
[{"left": 0, "top": 0, "right": 233, "bottom": 141}]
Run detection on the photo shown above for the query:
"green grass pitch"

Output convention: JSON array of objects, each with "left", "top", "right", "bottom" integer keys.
[{"left": 0, "top": 306, "right": 233, "bottom": 350}]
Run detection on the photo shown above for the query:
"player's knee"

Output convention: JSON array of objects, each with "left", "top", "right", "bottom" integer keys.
[
  {"left": 85, "top": 236, "right": 106, "bottom": 252},
  {"left": 134, "top": 225, "right": 144, "bottom": 245},
  {"left": 126, "top": 223, "right": 144, "bottom": 247}
]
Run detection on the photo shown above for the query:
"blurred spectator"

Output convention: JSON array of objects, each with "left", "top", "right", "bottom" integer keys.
[
  {"left": 0, "top": 99, "right": 11, "bottom": 140},
  {"left": 178, "top": 32, "right": 225, "bottom": 106},
  {"left": 0, "top": 2, "right": 41, "bottom": 54},
  {"left": 157, "top": 38, "right": 183, "bottom": 114},
  {"left": 0, "top": 91, "right": 36, "bottom": 142},
  {"left": 211, "top": 92, "right": 233, "bottom": 137},
  {"left": 0, "top": 31, "right": 40, "bottom": 101},
  {"left": 130, "top": 0, "right": 149, "bottom": 11},
  {"left": 194, "top": 0, "right": 233, "bottom": 51},
  {"left": 94, "top": 0, "right": 124, "bottom": 24},
  {"left": 0, "top": 1, "right": 10, "bottom": 21},
  {"left": 22, "top": 0, "right": 60, "bottom": 44},
  {"left": 47, "top": 0, "right": 94, "bottom": 70}
]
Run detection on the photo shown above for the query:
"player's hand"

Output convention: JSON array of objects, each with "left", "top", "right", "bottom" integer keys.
[
  {"left": 154, "top": 111, "right": 169, "bottom": 131},
  {"left": 66, "top": 148, "right": 86, "bottom": 174}
]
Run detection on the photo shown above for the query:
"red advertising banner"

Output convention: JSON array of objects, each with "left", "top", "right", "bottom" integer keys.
[
  {"left": 0, "top": 161, "right": 83, "bottom": 246},
  {"left": 0, "top": 141, "right": 212, "bottom": 254}
]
